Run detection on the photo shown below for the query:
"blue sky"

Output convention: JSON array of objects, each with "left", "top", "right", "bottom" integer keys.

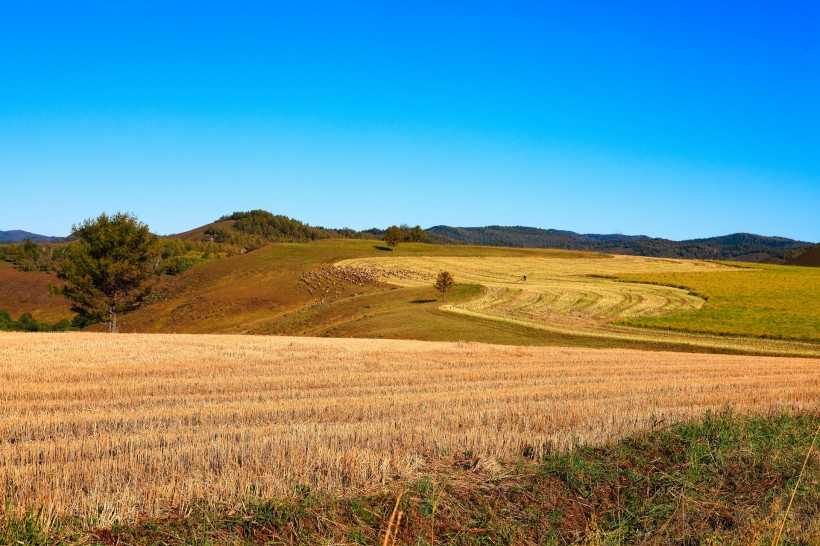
[{"left": 1, "top": 2, "right": 818, "bottom": 241}]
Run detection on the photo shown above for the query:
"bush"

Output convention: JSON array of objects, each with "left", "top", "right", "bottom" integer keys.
[{"left": 0, "top": 309, "right": 76, "bottom": 332}]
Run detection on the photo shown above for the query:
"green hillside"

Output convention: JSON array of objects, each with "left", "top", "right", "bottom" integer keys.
[{"left": 617, "top": 263, "right": 820, "bottom": 341}]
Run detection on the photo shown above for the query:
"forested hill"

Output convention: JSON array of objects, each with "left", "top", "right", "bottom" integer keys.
[
  {"left": 171, "top": 210, "right": 373, "bottom": 247},
  {"left": 425, "top": 225, "right": 812, "bottom": 262},
  {"left": 0, "top": 230, "right": 63, "bottom": 243}
]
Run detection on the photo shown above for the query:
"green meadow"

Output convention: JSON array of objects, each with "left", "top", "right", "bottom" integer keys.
[{"left": 616, "top": 263, "right": 820, "bottom": 341}]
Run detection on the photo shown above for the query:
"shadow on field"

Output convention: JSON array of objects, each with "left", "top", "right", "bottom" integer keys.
[
  {"left": 409, "top": 299, "right": 437, "bottom": 304},
  {"left": 374, "top": 245, "right": 393, "bottom": 251}
]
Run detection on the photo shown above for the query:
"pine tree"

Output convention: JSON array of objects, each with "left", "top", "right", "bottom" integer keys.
[{"left": 55, "top": 212, "right": 160, "bottom": 332}]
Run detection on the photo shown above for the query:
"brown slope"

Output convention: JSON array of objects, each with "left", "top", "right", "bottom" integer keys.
[
  {"left": 109, "top": 239, "right": 611, "bottom": 343},
  {"left": 787, "top": 244, "right": 820, "bottom": 267},
  {"left": 0, "top": 262, "right": 73, "bottom": 322},
  {"left": 165, "top": 219, "right": 234, "bottom": 241},
  {"left": 113, "top": 239, "right": 408, "bottom": 334}
]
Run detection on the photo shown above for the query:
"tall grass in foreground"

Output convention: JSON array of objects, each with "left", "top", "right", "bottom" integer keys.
[
  {"left": 2, "top": 412, "right": 817, "bottom": 544},
  {"left": 1, "top": 332, "right": 817, "bottom": 530}
]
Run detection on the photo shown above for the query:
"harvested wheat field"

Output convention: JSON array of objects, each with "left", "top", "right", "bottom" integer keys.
[
  {"left": 337, "top": 255, "right": 726, "bottom": 323},
  {"left": 1, "top": 332, "right": 818, "bottom": 526}
]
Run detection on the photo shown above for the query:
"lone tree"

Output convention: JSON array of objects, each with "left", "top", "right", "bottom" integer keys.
[
  {"left": 55, "top": 212, "right": 160, "bottom": 333},
  {"left": 384, "top": 225, "right": 402, "bottom": 249},
  {"left": 434, "top": 270, "right": 455, "bottom": 300}
]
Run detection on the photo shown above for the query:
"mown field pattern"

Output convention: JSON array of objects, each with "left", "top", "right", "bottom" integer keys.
[
  {"left": 339, "top": 255, "right": 729, "bottom": 322},
  {"left": 1, "top": 333, "right": 817, "bottom": 526},
  {"left": 337, "top": 255, "right": 820, "bottom": 356}
]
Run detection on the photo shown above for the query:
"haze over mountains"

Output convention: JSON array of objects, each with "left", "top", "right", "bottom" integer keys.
[
  {"left": 0, "top": 230, "right": 64, "bottom": 243},
  {"left": 2, "top": 211, "right": 815, "bottom": 264}
]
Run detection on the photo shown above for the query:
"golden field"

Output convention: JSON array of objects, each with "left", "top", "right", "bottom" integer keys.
[
  {"left": 1, "top": 332, "right": 817, "bottom": 525},
  {"left": 337, "top": 254, "right": 728, "bottom": 323}
]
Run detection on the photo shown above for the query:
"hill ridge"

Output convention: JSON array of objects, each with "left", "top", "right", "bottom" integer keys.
[
  {"left": 424, "top": 225, "right": 811, "bottom": 262},
  {"left": 0, "top": 230, "right": 64, "bottom": 243},
  {"left": 6, "top": 210, "right": 813, "bottom": 263}
]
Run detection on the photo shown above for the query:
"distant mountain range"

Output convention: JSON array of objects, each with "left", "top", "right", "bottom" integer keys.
[
  {"left": 3, "top": 214, "right": 816, "bottom": 264},
  {"left": 0, "top": 230, "right": 64, "bottom": 243},
  {"left": 424, "top": 226, "right": 813, "bottom": 263}
]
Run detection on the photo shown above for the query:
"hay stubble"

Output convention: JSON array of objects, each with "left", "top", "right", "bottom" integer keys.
[{"left": 1, "top": 333, "right": 817, "bottom": 524}]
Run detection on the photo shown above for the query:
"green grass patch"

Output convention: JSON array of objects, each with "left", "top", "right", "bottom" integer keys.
[{"left": 616, "top": 264, "right": 820, "bottom": 341}]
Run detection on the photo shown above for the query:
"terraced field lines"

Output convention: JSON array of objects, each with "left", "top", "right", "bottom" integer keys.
[
  {"left": 337, "top": 255, "right": 730, "bottom": 323},
  {"left": 337, "top": 256, "right": 820, "bottom": 357}
]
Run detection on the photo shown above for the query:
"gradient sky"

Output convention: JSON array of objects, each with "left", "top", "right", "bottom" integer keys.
[{"left": 1, "top": 1, "right": 818, "bottom": 241}]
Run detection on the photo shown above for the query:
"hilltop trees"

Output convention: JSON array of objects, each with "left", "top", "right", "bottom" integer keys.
[
  {"left": 435, "top": 271, "right": 455, "bottom": 300},
  {"left": 383, "top": 224, "right": 427, "bottom": 249},
  {"left": 207, "top": 210, "right": 371, "bottom": 247},
  {"left": 55, "top": 212, "right": 161, "bottom": 333}
]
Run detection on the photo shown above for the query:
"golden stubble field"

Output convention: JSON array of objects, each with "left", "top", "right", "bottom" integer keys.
[
  {"left": 1, "top": 332, "right": 818, "bottom": 525},
  {"left": 336, "top": 255, "right": 730, "bottom": 322}
]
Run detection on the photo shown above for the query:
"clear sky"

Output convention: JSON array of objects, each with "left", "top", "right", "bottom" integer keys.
[{"left": 1, "top": 1, "right": 818, "bottom": 241}]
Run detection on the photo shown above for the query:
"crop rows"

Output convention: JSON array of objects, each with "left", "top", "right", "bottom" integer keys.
[
  {"left": 1, "top": 333, "right": 817, "bottom": 524},
  {"left": 337, "top": 256, "right": 733, "bottom": 321},
  {"left": 338, "top": 256, "right": 820, "bottom": 356}
]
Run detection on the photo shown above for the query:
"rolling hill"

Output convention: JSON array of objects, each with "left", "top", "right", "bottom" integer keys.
[
  {"left": 60, "top": 238, "right": 816, "bottom": 357},
  {"left": 161, "top": 210, "right": 813, "bottom": 263},
  {"left": 787, "top": 244, "right": 820, "bottom": 267},
  {"left": 425, "top": 225, "right": 811, "bottom": 262},
  {"left": 0, "top": 230, "right": 63, "bottom": 243},
  {"left": 2, "top": 212, "right": 817, "bottom": 355}
]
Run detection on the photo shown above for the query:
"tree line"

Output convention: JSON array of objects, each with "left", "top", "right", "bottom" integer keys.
[
  {"left": 424, "top": 226, "right": 812, "bottom": 261},
  {"left": 383, "top": 224, "right": 427, "bottom": 248},
  {"left": 0, "top": 310, "right": 74, "bottom": 332}
]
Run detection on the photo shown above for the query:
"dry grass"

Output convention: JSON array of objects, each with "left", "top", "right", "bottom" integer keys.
[
  {"left": 0, "top": 262, "right": 72, "bottom": 323},
  {"left": 1, "top": 332, "right": 817, "bottom": 526}
]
